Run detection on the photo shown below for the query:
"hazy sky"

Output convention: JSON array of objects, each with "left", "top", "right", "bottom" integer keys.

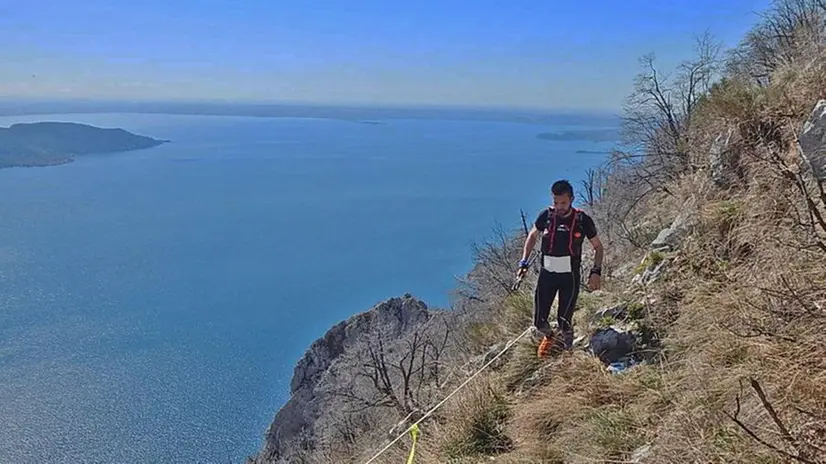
[{"left": 1, "top": 0, "right": 771, "bottom": 110}]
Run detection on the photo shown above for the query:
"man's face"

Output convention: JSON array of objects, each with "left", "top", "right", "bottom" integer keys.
[{"left": 553, "top": 193, "right": 572, "bottom": 216}]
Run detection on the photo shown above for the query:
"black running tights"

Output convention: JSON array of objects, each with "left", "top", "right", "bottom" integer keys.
[{"left": 533, "top": 269, "right": 581, "bottom": 335}]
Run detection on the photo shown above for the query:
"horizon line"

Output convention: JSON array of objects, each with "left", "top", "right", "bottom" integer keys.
[{"left": 0, "top": 96, "right": 623, "bottom": 117}]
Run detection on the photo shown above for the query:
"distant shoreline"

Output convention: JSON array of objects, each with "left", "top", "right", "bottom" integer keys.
[
  {"left": 536, "top": 128, "right": 620, "bottom": 143},
  {"left": 0, "top": 100, "right": 622, "bottom": 127},
  {"left": 576, "top": 149, "right": 612, "bottom": 154},
  {"left": 6, "top": 157, "right": 74, "bottom": 168}
]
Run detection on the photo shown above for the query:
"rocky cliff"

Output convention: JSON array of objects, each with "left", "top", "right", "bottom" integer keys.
[{"left": 255, "top": 294, "right": 435, "bottom": 462}]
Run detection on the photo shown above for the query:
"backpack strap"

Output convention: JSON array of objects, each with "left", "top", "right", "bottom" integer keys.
[
  {"left": 568, "top": 208, "right": 579, "bottom": 256},
  {"left": 545, "top": 206, "right": 556, "bottom": 254}
]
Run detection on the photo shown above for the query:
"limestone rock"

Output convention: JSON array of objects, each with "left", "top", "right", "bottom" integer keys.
[
  {"left": 710, "top": 127, "right": 738, "bottom": 188},
  {"left": 631, "top": 444, "right": 652, "bottom": 463},
  {"left": 593, "top": 303, "right": 628, "bottom": 321},
  {"left": 467, "top": 341, "right": 511, "bottom": 372},
  {"left": 482, "top": 341, "right": 510, "bottom": 368},
  {"left": 650, "top": 212, "right": 693, "bottom": 251},
  {"left": 799, "top": 100, "right": 826, "bottom": 181},
  {"left": 631, "top": 259, "right": 667, "bottom": 286}
]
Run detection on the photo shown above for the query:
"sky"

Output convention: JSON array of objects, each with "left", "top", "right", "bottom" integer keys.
[{"left": 0, "top": 0, "right": 772, "bottom": 111}]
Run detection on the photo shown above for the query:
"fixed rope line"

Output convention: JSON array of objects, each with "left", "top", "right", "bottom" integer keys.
[{"left": 363, "top": 326, "right": 534, "bottom": 464}]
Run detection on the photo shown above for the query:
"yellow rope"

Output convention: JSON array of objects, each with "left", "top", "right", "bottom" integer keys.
[{"left": 405, "top": 424, "right": 419, "bottom": 464}]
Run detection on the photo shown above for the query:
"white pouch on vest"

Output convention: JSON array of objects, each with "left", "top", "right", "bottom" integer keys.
[{"left": 542, "top": 255, "right": 572, "bottom": 273}]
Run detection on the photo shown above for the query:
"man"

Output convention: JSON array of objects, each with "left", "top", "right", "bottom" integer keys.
[{"left": 517, "top": 179, "right": 603, "bottom": 358}]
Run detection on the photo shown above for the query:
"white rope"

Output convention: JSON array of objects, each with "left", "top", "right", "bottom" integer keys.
[{"left": 362, "top": 326, "right": 534, "bottom": 464}]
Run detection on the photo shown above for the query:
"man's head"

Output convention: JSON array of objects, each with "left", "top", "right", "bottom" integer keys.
[{"left": 551, "top": 179, "right": 574, "bottom": 216}]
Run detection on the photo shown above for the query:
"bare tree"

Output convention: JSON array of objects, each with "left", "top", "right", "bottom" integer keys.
[
  {"left": 326, "top": 316, "right": 452, "bottom": 418},
  {"left": 591, "top": 152, "right": 664, "bottom": 249},
  {"left": 580, "top": 166, "right": 606, "bottom": 209},
  {"left": 727, "top": 0, "right": 826, "bottom": 85},
  {"left": 619, "top": 32, "right": 721, "bottom": 188},
  {"left": 588, "top": 33, "right": 721, "bottom": 250},
  {"left": 462, "top": 221, "right": 524, "bottom": 297}
]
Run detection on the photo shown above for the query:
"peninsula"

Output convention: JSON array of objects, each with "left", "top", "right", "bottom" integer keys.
[{"left": 0, "top": 121, "right": 167, "bottom": 169}]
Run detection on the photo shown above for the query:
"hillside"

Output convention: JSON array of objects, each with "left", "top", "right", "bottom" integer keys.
[
  {"left": 251, "top": 1, "right": 826, "bottom": 462},
  {"left": 0, "top": 122, "right": 167, "bottom": 168}
]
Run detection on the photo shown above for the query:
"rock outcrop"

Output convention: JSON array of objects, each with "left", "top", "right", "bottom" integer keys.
[
  {"left": 256, "top": 294, "right": 432, "bottom": 462},
  {"left": 709, "top": 127, "right": 740, "bottom": 188},
  {"left": 650, "top": 210, "right": 695, "bottom": 251},
  {"left": 631, "top": 253, "right": 668, "bottom": 286},
  {"left": 798, "top": 99, "right": 826, "bottom": 181}
]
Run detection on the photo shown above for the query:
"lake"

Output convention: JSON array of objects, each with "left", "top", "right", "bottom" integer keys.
[{"left": 0, "top": 111, "right": 615, "bottom": 463}]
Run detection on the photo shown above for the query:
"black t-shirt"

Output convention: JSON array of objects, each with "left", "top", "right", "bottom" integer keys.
[{"left": 534, "top": 207, "right": 597, "bottom": 260}]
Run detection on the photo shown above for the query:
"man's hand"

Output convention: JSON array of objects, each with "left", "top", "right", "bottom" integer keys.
[
  {"left": 587, "top": 273, "right": 601, "bottom": 291},
  {"left": 516, "top": 258, "right": 530, "bottom": 278},
  {"left": 512, "top": 259, "right": 531, "bottom": 291}
]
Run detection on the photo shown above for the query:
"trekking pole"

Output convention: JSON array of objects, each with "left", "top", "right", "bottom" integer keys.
[
  {"left": 510, "top": 253, "right": 537, "bottom": 292},
  {"left": 511, "top": 210, "right": 539, "bottom": 292}
]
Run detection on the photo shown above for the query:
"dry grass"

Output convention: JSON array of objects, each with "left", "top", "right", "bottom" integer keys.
[
  {"left": 506, "top": 353, "right": 659, "bottom": 463},
  {"left": 371, "top": 375, "right": 518, "bottom": 464},
  {"left": 466, "top": 41, "right": 826, "bottom": 462},
  {"left": 630, "top": 165, "right": 826, "bottom": 463},
  {"left": 438, "top": 379, "right": 515, "bottom": 458}
]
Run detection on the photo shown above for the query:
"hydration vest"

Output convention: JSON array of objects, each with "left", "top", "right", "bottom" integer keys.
[{"left": 542, "top": 207, "right": 585, "bottom": 257}]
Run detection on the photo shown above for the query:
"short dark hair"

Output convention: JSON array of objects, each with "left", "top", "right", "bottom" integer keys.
[{"left": 551, "top": 179, "right": 574, "bottom": 197}]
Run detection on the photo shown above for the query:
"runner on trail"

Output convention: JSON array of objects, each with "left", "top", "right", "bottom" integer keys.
[{"left": 517, "top": 179, "right": 604, "bottom": 358}]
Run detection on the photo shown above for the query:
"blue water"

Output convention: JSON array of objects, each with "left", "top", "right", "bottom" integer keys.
[{"left": 0, "top": 112, "right": 613, "bottom": 463}]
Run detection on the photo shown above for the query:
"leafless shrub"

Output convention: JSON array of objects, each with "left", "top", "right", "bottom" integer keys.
[
  {"left": 326, "top": 315, "right": 453, "bottom": 418},
  {"left": 725, "top": 377, "right": 826, "bottom": 463},
  {"left": 727, "top": 0, "right": 826, "bottom": 85},
  {"left": 618, "top": 33, "right": 721, "bottom": 189}
]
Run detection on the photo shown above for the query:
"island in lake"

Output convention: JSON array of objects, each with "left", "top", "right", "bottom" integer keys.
[
  {"left": 0, "top": 122, "right": 168, "bottom": 169},
  {"left": 575, "top": 149, "right": 613, "bottom": 154},
  {"left": 536, "top": 128, "right": 620, "bottom": 143}
]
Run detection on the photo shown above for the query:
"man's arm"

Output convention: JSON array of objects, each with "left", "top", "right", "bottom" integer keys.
[
  {"left": 520, "top": 226, "right": 541, "bottom": 263},
  {"left": 520, "top": 209, "right": 547, "bottom": 265},
  {"left": 590, "top": 235, "right": 604, "bottom": 269},
  {"left": 582, "top": 213, "right": 604, "bottom": 276},
  {"left": 586, "top": 235, "right": 604, "bottom": 290}
]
